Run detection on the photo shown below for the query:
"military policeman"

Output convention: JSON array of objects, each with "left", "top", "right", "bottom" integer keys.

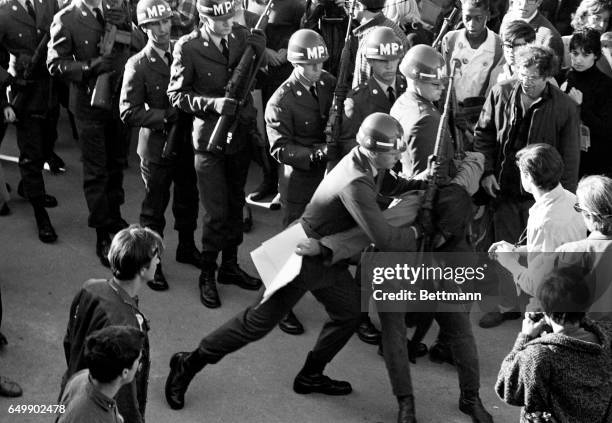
[
  {"left": 265, "top": 29, "right": 336, "bottom": 227},
  {"left": 0, "top": 0, "right": 60, "bottom": 243},
  {"left": 163, "top": 113, "right": 423, "bottom": 412},
  {"left": 337, "top": 26, "right": 406, "bottom": 163},
  {"left": 389, "top": 45, "right": 493, "bottom": 423},
  {"left": 167, "top": 0, "right": 265, "bottom": 308},
  {"left": 120, "top": 0, "right": 200, "bottom": 292},
  {"left": 48, "top": 0, "right": 133, "bottom": 266},
  {"left": 332, "top": 26, "right": 407, "bottom": 346},
  {"left": 264, "top": 28, "right": 336, "bottom": 333}
]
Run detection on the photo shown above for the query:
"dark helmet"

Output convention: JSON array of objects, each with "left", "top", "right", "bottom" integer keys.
[
  {"left": 357, "top": 0, "right": 386, "bottom": 10},
  {"left": 399, "top": 45, "right": 446, "bottom": 82},
  {"left": 196, "top": 0, "right": 236, "bottom": 19},
  {"left": 357, "top": 113, "right": 406, "bottom": 152},
  {"left": 137, "top": 0, "right": 172, "bottom": 26},
  {"left": 287, "top": 29, "right": 329, "bottom": 64},
  {"left": 363, "top": 27, "right": 404, "bottom": 60}
]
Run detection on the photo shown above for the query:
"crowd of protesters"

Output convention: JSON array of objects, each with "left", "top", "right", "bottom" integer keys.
[{"left": 1, "top": 0, "right": 612, "bottom": 422}]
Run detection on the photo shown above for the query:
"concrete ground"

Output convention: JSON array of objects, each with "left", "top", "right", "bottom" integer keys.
[{"left": 0, "top": 110, "right": 521, "bottom": 423}]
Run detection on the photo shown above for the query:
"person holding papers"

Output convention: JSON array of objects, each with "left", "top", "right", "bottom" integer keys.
[{"left": 164, "top": 113, "right": 425, "bottom": 411}]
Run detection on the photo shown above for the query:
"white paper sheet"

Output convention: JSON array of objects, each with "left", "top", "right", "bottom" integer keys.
[{"left": 250, "top": 223, "right": 308, "bottom": 304}]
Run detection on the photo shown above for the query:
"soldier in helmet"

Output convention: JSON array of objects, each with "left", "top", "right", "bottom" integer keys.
[
  {"left": 265, "top": 28, "right": 337, "bottom": 334},
  {"left": 164, "top": 113, "right": 425, "bottom": 412},
  {"left": 329, "top": 26, "right": 407, "bottom": 346},
  {"left": 120, "top": 0, "right": 200, "bottom": 292},
  {"left": 167, "top": 0, "right": 266, "bottom": 308},
  {"left": 350, "top": 0, "right": 410, "bottom": 88},
  {"left": 0, "top": 0, "right": 61, "bottom": 243},
  {"left": 48, "top": 0, "right": 133, "bottom": 265},
  {"left": 388, "top": 44, "right": 492, "bottom": 423}
]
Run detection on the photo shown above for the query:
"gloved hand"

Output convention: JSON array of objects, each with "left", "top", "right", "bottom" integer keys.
[
  {"left": 212, "top": 97, "right": 237, "bottom": 116},
  {"left": 247, "top": 29, "right": 267, "bottom": 58},
  {"left": 309, "top": 143, "right": 328, "bottom": 169},
  {"left": 106, "top": 6, "right": 128, "bottom": 27},
  {"left": 89, "top": 55, "right": 115, "bottom": 76}
]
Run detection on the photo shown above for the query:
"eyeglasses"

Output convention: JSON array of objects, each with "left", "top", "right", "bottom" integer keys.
[
  {"left": 574, "top": 203, "right": 590, "bottom": 214},
  {"left": 503, "top": 41, "right": 527, "bottom": 49}
]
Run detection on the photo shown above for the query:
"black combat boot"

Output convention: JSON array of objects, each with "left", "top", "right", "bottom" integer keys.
[
  {"left": 293, "top": 352, "right": 352, "bottom": 395},
  {"left": 217, "top": 246, "right": 262, "bottom": 290},
  {"left": 397, "top": 395, "right": 417, "bottom": 423},
  {"left": 459, "top": 391, "right": 494, "bottom": 423},
  {"left": 176, "top": 230, "right": 201, "bottom": 268},
  {"left": 199, "top": 251, "right": 220, "bottom": 308},
  {"left": 165, "top": 350, "right": 206, "bottom": 410}
]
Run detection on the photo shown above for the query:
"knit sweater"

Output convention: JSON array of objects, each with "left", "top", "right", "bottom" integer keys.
[{"left": 496, "top": 319, "right": 612, "bottom": 422}]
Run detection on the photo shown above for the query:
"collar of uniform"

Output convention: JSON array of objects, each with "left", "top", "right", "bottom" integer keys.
[
  {"left": 149, "top": 43, "right": 171, "bottom": 65},
  {"left": 372, "top": 76, "right": 396, "bottom": 96},
  {"left": 202, "top": 26, "right": 228, "bottom": 52},
  {"left": 81, "top": 0, "right": 104, "bottom": 17},
  {"left": 14, "top": 0, "right": 28, "bottom": 11},
  {"left": 84, "top": 373, "right": 118, "bottom": 413},
  {"left": 292, "top": 69, "right": 317, "bottom": 91}
]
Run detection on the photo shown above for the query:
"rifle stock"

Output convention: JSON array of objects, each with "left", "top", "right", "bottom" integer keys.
[
  {"left": 205, "top": 0, "right": 275, "bottom": 153},
  {"left": 324, "top": 0, "right": 355, "bottom": 171},
  {"left": 10, "top": 32, "right": 51, "bottom": 115}
]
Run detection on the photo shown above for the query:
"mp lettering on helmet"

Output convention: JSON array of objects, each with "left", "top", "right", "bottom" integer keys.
[
  {"left": 307, "top": 46, "right": 327, "bottom": 60},
  {"left": 379, "top": 42, "right": 400, "bottom": 56},
  {"left": 213, "top": 1, "right": 232, "bottom": 15},
  {"left": 147, "top": 4, "right": 169, "bottom": 18}
]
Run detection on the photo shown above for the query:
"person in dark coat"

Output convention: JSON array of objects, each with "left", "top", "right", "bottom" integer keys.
[
  {"left": 557, "top": 28, "right": 612, "bottom": 176},
  {"left": 0, "top": 0, "right": 60, "bottom": 243},
  {"left": 167, "top": 0, "right": 266, "bottom": 309},
  {"left": 61, "top": 226, "right": 163, "bottom": 423},
  {"left": 120, "top": 0, "right": 200, "bottom": 291},
  {"left": 47, "top": 0, "right": 134, "bottom": 266}
]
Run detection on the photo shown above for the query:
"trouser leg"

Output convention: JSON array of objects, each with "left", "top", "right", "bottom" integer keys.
[{"left": 378, "top": 312, "right": 414, "bottom": 397}]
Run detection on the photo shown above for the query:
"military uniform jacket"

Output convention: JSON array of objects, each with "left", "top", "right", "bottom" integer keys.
[
  {"left": 167, "top": 26, "right": 258, "bottom": 154},
  {"left": 300, "top": 147, "right": 423, "bottom": 254},
  {"left": 390, "top": 90, "right": 457, "bottom": 180},
  {"left": 61, "top": 279, "right": 150, "bottom": 423},
  {"left": 47, "top": 0, "right": 132, "bottom": 119},
  {"left": 120, "top": 42, "right": 173, "bottom": 164},
  {"left": 265, "top": 69, "right": 336, "bottom": 205},
  {"left": 0, "top": 0, "right": 59, "bottom": 113},
  {"left": 339, "top": 74, "right": 406, "bottom": 157}
]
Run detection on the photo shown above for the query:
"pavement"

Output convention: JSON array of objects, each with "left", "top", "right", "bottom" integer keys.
[{"left": 0, "top": 110, "right": 521, "bottom": 423}]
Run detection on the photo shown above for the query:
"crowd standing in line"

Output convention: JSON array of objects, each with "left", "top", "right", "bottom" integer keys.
[{"left": 1, "top": 0, "right": 612, "bottom": 422}]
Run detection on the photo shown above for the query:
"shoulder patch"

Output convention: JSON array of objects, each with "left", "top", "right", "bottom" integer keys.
[{"left": 176, "top": 29, "right": 200, "bottom": 47}]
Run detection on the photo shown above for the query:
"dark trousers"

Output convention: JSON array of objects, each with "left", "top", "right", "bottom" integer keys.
[
  {"left": 42, "top": 106, "right": 60, "bottom": 162},
  {"left": 75, "top": 116, "right": 128, "bottom": 229},
  {"left": 492, "top": 196, "right": 533, "bottom": 311},
  {"left": 194, "top": 147, "right": 250, "bottom": 252},
  {"left": 197, "top": 256, "right": 361, "bottom": 365},
  {"left": 379, "top": 307, "right": 480, "bottom": 397},
  {"left": 139, "top": 148, "right": 198, "bottom": 236},
  {"left": 15, "top": 114, "right": 50, "bottom": 206}
]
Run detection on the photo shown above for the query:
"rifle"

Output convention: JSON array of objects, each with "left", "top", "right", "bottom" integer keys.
[
  {"left": 419, "top": 59, "right": 460, "bottom": 251},
  {"left": 206, "top": 0, "right": 274, "bottom": 153},
  {"left": 431, "top": 7, "right": 460, "bottom": 50},
  {"left": 90, "top": 0, "right": 131, "bottom": 110},
  {"left": 10, "top": 31, "right": 50, "bottom": 115},
  {"left": 323, "top": 0, "right": 355, "bottom": 171},
  {"left": 162, "top": 110, "right": 191, "bottom": 159}
]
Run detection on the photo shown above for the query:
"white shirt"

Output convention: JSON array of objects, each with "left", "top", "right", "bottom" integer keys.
[
  {"left": 446, "top": 28, "right": 499, "bottom": 101},
  {"left": 81, "top": 0, "right": 104, "bottom": 17}
]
